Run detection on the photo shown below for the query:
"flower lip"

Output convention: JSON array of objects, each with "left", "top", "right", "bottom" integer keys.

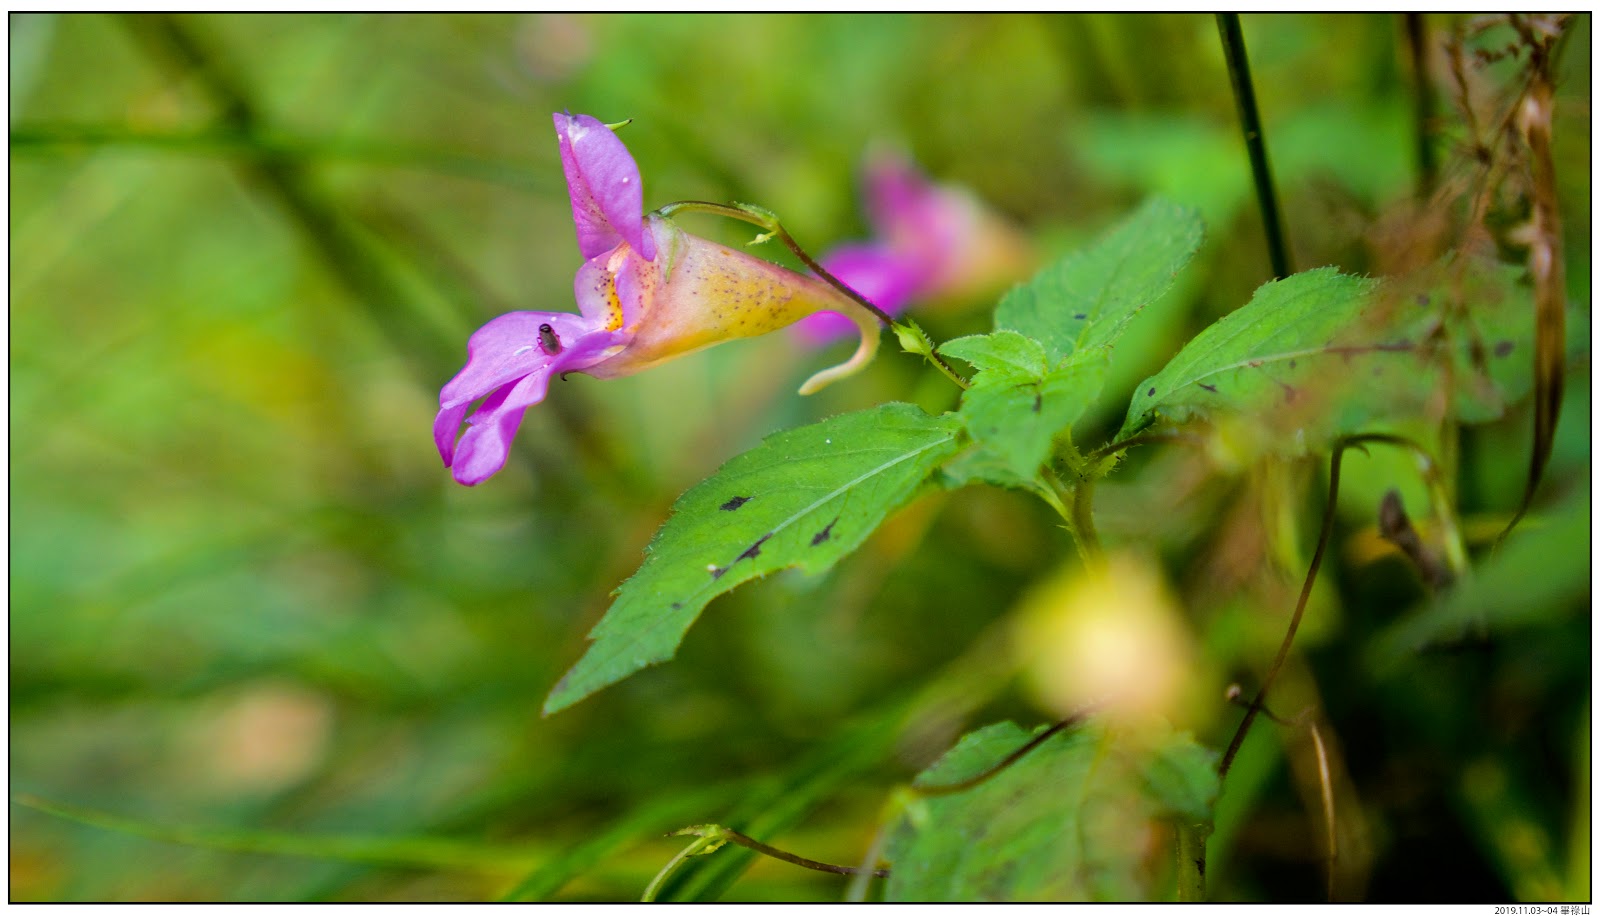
[
  {"left": 434, "top": 310, "right": 624, "bottom": 484},
  {"left": 436, "top": 113, "right": 887, "bottom": 486},
  {"left": 555, "top": 112, "right": 656, "bottom": 263}
]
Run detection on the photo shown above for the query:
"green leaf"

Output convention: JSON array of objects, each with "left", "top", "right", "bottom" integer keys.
[
  {"left": 1120, "top": 262, "right": 1554, "bottom": 452},
  {"left": 940, "top": 332, "right": 1108, "bottom": 486},
  {"left": 543, "top": 404, "right": 965, "bottom": 714},
  {"left": 1120, "top": 267, "right": 1442, "bottom": 448},
  {"left": 885, "top": 719, "right": 1219, "bottom": 902},
  {"left": 1367, "top": 484, "right": 1590, "bottom": 673},
  {"left": 996, "top": 197, "right": 1204, "bottom": 364}
]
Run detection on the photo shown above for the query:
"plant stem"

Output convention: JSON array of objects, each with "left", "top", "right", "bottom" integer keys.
[
  {"left": 923, "top": 348, "right": 973, "bottom": 391},
  {"left": 642, "top": 833, "right": 723, "bottom": 902},
  {"left": 1069, "top": 475, "right": 1106, "bottom": 567},
  {"left": 1403, "top": 13, "right": 1439, "bottom": 198},
  {"left": 1216, "top": 13, "right": 1293, "bottom": 280},
  {"left": 1177, "top": 820, "right": 1210, "bottom": 901},
  {"left": 711, "top": 826, "right": 889, "bottom": 878},
  {"left": 1217, "top": 438, "right": 1355, "bottom": 779},
  {"left": 1085, "top": 430, "right": 1205, "bottom": 464}
]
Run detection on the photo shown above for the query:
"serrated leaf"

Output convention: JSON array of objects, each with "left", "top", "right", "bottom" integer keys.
[
  {"left": 543, "top": 404, "right": 965, "bottom": 714},
  {"left": 1119, "top": 262, "right": 1557, "bottom": 453},
  {"left": 940, "top": 332, "right": 1109, "bottom": 486},
  {"left": 886, "top": 719, "right": 1219, "bottom": 902},
  {"left": 996, "top": 197, "right": 1204, "bottom": 364},
  {"left": 1120, "top": 268, "right": 1434, "bottom": 450}
]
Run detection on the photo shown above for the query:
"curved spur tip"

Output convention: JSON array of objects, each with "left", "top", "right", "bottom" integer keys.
[{"left": 797, "top": 310, "right": 881, "bottom": 396}]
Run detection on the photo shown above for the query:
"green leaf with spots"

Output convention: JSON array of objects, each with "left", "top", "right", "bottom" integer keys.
[
  {"left": 939, "top": 331, "right": 1108, "bottom": 487},
  {"left": 996, "top": 197, "right": 1204, "bottom": 364},
  {"left": 1119, "top": 262, "right": 1551, "bottom": 452},
  {"left": 543, "top": 403, "right": 965, "bottom": 715},
  {"left": 885, "top": 719, "right": 1219, "bottom": 902}
]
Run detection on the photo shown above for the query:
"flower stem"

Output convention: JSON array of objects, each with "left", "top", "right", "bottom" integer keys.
[
  {"left": 919, "top": 342, "right": 972, "bottom": 391},
  {"left": 1216, "top": 13, "right": 1293, "bottom": 280}
]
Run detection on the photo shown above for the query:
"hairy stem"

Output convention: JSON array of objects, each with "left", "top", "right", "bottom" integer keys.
[
  {"left": 1216, "top": 13, "right": 1293, "bottom": 280},
  {"left": 1177, "top": 820, "right": 1211, "bottom": 902},
  {"left": 1069, "top": 475, "right": 1106, "bottom": 568}
]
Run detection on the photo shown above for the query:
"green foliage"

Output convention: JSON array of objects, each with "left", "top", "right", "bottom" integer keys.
[
  {"left": 937, "top": 198, "right": 1202, "bottom": 489},
  {"left": 544, "top": 404, "right": 964, "bottom": 714},
  {"left": 995, "top": 197, "right": 1204, "bottom": 364},
  {"left": 1367, "top": 483, "right": 1591, "bottom": 672},
  {"left": 883, "top": 720, "right": 1218, "bottom": 902},
  {"left": 9, "top": 12, "right": 1589, "bottom": 906},
  {"left": 1120, "top": 263, "right": 1542, "bottom": 451},
  {"left": 939, "top": 332, "right": 1107, "bottom": 487}
]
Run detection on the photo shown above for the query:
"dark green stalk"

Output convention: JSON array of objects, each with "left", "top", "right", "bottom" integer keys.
[
  {"left": 1216, "top": 14, "right": 1293, "bottom": 280},
  {"left": 1403, "top": 13, "right": 1439, "bottom": 197}
]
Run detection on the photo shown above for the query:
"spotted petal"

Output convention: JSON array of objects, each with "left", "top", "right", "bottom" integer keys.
[{"left": 555, "top": 112, "right": 656, "bottom": 263}]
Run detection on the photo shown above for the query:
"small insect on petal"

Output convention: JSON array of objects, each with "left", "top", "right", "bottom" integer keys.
[{"left": 539, "top": 323, "right": 563, "bottom": 354}]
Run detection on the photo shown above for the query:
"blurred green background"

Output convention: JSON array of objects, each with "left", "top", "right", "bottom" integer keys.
[{"left": 9, "top": 13, "right": 1590, "bottom": 901}]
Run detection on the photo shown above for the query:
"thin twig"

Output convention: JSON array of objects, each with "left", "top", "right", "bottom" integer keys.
[
  {"left": 713, "top": 827, "right": 889, "bottom": 879},
  {"left": 1216, "top": 13, "right": 1293, "bottom": 280},
  {"left": 1217, "top": 436, "right": 1363, "bottom": 778},
  {"left": 916, "top": 709, "right": 1093, "bottom": 797}
]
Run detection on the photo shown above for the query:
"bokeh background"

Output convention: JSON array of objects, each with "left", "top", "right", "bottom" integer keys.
[{"left": 10, "top": 13, "right": 1591, "bottom": 901}]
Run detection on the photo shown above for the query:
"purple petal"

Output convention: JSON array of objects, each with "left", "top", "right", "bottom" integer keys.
[
  {"left": 435, "top": 310, "right": 625, "bottom": 478},
  {"left": 448, "top": 372, "right": 550, "bottom": 486},
  {"left": 554, "top": 113, "right": 655, "bottom": 262},
  {"left": 863, "top": 154, "right": 968, "bottom": 277},
  {"left": 433, "top": 401, "right": 470, "bottom": 464},
  {"left": 439, "top": 311, "right": 600, "bottom": 410},
  {"left": 792, "top": 244, "right": 921, "bottom": 345}
]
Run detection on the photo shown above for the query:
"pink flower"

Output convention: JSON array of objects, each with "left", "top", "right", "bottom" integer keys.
[
  {"left": 795, "top": 153, "right": 1030, "bottom": 344},
  {"left": 435, "top": 113, "right": 879, "bottom": 486}
]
